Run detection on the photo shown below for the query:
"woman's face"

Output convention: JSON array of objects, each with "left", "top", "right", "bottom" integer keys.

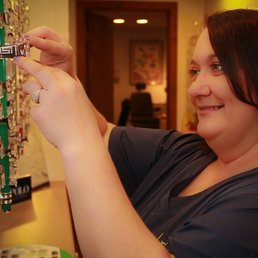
[{"left": 188, "top": 28, "right": 258, "bottom": 144}]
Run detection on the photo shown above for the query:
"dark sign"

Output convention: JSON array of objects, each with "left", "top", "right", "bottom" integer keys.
[{"left": 11, "top": 175, "right": 31, "bottom": 204}]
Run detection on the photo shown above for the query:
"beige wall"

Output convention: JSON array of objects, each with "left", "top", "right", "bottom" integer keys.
[
  {"left": 24, "top": 0, "right": 204, "bottom": 181},
  {"left": 24, "top": 0, "right": 258, "bottom": 181},
  {"left": 204, "top": 0, "right": 258, "bottom": 15},
  {"left": 25, "top": 0, "right": 71, "bottom": 181},
  {"left": 86, "top": 0, "right": 204, "bottom": 129},
  {"left": 50, "top": 0, "right": 205, "bottom": 131}
]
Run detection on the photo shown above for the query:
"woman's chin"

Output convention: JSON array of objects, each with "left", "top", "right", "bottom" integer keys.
[{"left": 196, "top": 122, "right": 220, "bottom": 141}]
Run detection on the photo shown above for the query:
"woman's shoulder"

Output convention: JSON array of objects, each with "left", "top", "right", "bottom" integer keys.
[
  {"left": 110, "top": 127, "right": 213, "bottom": 163},
  {"left": 112, "top": 126, "right": 204, "bottom": 146}
]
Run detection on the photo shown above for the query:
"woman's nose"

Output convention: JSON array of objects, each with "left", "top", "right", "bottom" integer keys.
[{"left": 188, "top": 71, "right": 211, "bottom": 97}]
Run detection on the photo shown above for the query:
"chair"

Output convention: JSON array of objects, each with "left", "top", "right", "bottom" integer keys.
[
  {"left": 130, "top": 83, "right": 160, "bottom": 128},
  {"left": 117, "top": 98, "right": 131, "bottom": 126}
]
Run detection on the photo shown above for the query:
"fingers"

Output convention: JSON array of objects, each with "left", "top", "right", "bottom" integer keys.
[
  {"left": 28, "top": 34, "right": 71, "bottom": 57},
  {"left": 22, "top": 78, "right": 42, "bottom": 95},
  {"left": 14, "top": 56, "right": 57, "bottom": 90},
  {"left": 21, "top": 26, "right": 71, "bottom": 57},
  {"left": 24, "top": 26, "right": 63, "bottom": 42},
  {"left": 19, "top": 26, "right": 75, "bottom": 78},
  {"left": 14, "top": 56, "right": 75, "bottom": 92},
  {"left": 21, "top": 78, "right": 46, "bottom": 105}
]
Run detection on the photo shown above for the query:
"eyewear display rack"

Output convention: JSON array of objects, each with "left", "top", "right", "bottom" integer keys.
[{"left": 0, "top": 0, "right": 29, "bottom": 212}]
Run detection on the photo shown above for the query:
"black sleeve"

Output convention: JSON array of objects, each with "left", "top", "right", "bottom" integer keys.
[{"left": 108, "top": 127, "right": 182, "bottom": 196}]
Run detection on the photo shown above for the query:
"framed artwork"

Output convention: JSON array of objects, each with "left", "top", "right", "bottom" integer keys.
[{"left": 130, "top": 40, "right": 163, "bottom": 85}]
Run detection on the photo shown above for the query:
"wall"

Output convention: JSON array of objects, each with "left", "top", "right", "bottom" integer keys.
[
  {"left": 22, "top": 0, "right": 71, "bottom": 182},
  {"left": 21, "top": 0, "right": 204, "bottom": 181},
  {"left": 204, "top": 0, "right": 258, "bottom": 14},
  {"left": 23, "top": 0, "right": 258, "bottom": 181},
  {"left": 20, "top": 0, "right": 204, "bottom": 181}
]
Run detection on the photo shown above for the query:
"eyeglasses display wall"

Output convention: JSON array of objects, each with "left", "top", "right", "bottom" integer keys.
[{"left": 0, "top": 0, "right": 30, "bottom": 212}]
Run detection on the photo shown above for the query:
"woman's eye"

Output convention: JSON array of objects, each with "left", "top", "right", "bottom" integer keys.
[
  {"left": 211, "top": 63, "right": 223, "bottom": 72},
  {"left": 189, "top": 67, "right": 200, "bottom": 78}
]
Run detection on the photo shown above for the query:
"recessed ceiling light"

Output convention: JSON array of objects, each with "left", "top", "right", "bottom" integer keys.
[
  {"left": 113, "top": 18, "right": 125, "bottom": 24},
  {"left": 136, "top": 19, "right": 148, "bottom": 24}
]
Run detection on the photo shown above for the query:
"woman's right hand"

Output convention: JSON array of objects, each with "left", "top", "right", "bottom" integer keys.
[
  {"left": 24, "top": 26, "right": 76, "bottom": 79},
  {"left": 22, "top": 26, "right": 111, "bottom": 139},
  {"left": 14, "top": 56, "right": 100, "bottom": 152}
]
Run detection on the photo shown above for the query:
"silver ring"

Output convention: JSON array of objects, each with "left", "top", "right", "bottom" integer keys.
[{"left": 31, "top": 89, "right": 40, "bottom": 104}]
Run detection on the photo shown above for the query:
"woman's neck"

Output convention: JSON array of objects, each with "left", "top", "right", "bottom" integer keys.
[{"left": 206, "top": 136, "right": 258, "bottom": 174}]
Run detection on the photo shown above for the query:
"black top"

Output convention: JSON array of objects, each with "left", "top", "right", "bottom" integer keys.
[{"left": 109, "top": 126, "right": 258, "bottom": 257}]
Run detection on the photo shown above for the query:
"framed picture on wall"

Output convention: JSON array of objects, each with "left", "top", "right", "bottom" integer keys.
[{"left": 130, "top": 40, "right": 163, "bottom": 85}]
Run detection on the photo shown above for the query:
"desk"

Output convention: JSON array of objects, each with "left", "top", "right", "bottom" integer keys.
[{"left": 0, "top": 181, "right": 76, "bottom": 257}]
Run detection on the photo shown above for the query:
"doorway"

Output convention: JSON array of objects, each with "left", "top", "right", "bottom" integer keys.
[{"left": 76, "top": 1, "right": 177, "bottom": 128}]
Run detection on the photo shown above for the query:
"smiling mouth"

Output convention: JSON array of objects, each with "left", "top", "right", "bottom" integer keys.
[
  {"left": 197, "top": 105, "right": 224, "bottom": 114},
  {"left": 198, "top": 106, "right": 223, "bottom": 110}
]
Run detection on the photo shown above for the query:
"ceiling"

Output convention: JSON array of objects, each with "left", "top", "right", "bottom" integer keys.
[{"left": 94, "top": 10, "right": 167, "bottom": 28}]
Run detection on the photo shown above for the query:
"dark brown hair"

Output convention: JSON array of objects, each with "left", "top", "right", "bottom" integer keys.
[{"left": 207, "top": 9, "right": 258, "bottom": 108}]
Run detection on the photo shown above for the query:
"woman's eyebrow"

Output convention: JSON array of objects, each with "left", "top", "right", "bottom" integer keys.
[
  {"left": 190, "top": 54, "right": 219, "bottom": 65},
  {"left": 190, "top": 59, "right": 198, "bottom": 65},
  {"left": 209, "top": 54, "right": 219, "bottom": 61}
]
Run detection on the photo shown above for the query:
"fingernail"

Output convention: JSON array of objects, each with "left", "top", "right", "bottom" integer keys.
[{"left": 13, "top": 56, "right": 21, "bottom": 62}]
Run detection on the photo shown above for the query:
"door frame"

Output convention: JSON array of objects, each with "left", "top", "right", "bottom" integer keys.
[{"left": 76, "top": 1, "right": 178, "bottom": 128}]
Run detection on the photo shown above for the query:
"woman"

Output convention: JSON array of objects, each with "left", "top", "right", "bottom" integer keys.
[{"left": 14, "top": 8, "right": 258, "bottom": 258}]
